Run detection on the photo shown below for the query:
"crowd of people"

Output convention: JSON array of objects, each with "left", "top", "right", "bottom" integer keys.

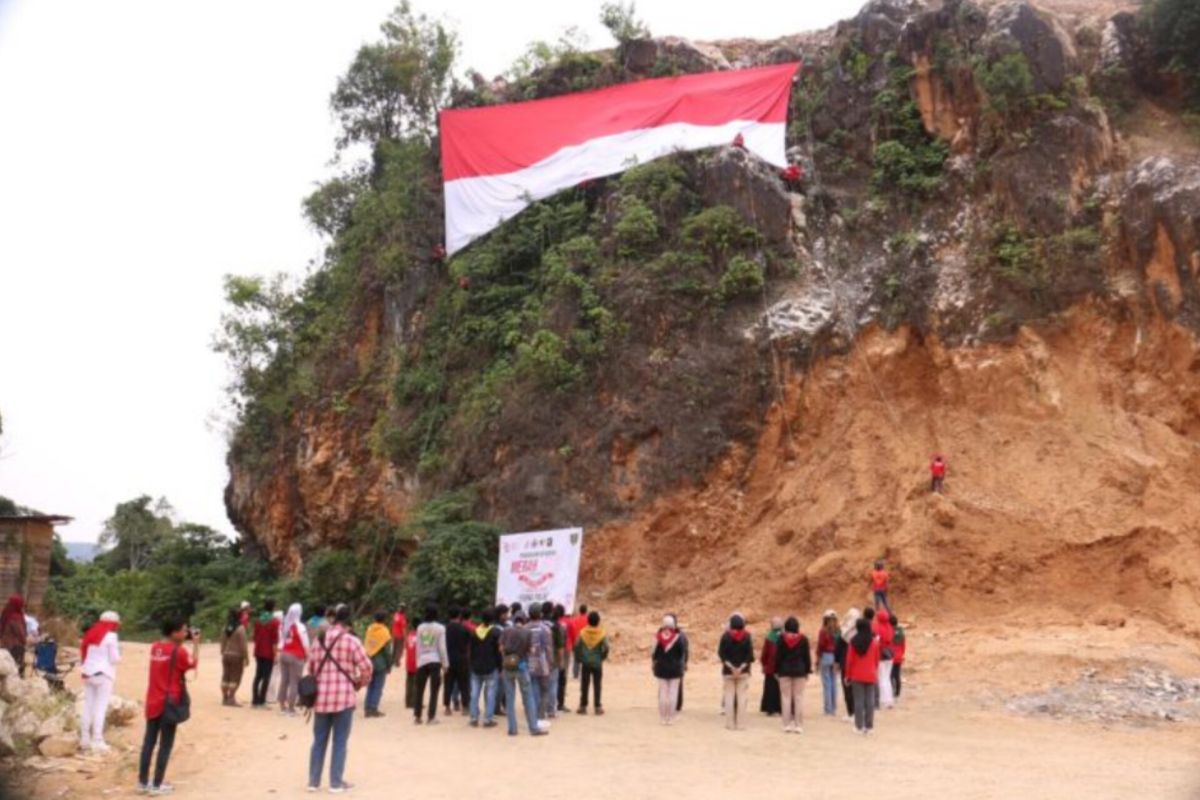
[{"left": 46, "top": 556, "right": 907, "bottom": 795}]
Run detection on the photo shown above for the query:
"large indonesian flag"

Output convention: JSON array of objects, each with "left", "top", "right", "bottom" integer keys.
[{"left": 439, "top": 62, "right": 799, "bottom": 255}]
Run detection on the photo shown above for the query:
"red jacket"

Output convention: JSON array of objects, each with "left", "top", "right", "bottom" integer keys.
[
  {"left": 893, "top": 626, "right": 907, "bottom": 665},
  {"left": 873, "top": 611, "right": 895, "bottom": 652},
  {"left": 845, "top": 638, "right": 880, "bottom": 683},
  {"left": 760, "top": 636, "right": 779, "bottom": 676},
  {"left": 253, "top": 616, "right": 280, "bottom": 660},
  {"left": 816, "top": 628, "right": 836, "bottom": 654},
  {"left": 930, "top": 458, "right": 946, "bottom": 478}
]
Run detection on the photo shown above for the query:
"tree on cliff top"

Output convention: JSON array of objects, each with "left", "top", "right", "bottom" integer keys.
[{"left": 331, "top": 1, "right": 459, "bottom": 149}]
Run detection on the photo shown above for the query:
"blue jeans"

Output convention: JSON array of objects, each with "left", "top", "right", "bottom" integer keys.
[
  {"left": 874, "top": 590, "right": 892, "bottom": 613},
  {"left": 547, "top": 668, "right": 560, "bottom": 715},
  {"left": 502, "top": 667, "right": 540, "bottom": 735},
  {"left": 819, "top": 653, "right": 838, "bottom": 715},
  {"left": 470, "top": 670, "right": 498, "bottom": 723},
  {"left": 309, "top": 707, "right": 353, "bottom": 789},
  {"left": 530, "top": 672, "right": 551, "bottom": 719},
  {"left": 365, "top": 668, "right": 387, "bottom": 712}
]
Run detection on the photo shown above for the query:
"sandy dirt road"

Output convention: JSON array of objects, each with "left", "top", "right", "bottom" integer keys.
[{"left": 14, "top": 631, "right": 1200, "bottom": 800}]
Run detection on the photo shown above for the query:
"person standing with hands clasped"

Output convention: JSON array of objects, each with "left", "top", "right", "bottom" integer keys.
[
  {"left": 718, "top": 613, "right": 754, "bottom": 731},
  {"left": 774, "top": 617, "right": 812, "bottom": 734},
  {"left": 306, "top": 605, "right": 372, "bottom": 794},
  {"left": 138, "top": 618, "right": 199, "bottom": 795},
  {"left": 651, "top": 615, "right": 684, "bottom": 725}
]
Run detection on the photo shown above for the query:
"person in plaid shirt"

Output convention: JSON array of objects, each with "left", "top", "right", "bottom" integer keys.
[{"left": 306, "top": 605, "right": 372, "bottom": 794}]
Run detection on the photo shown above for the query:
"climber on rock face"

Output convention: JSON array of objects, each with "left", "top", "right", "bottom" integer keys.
[{"left": 930, "top": 454, "right": 947, "bottom": 494}]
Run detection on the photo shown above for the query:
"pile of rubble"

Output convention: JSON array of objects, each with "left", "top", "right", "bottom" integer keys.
[
  {"left": 1007, "top": 666, "right": 1200, "bottom": 726},
  {"left": 0, "top": 649, "right": 139, "bottom": 759}
]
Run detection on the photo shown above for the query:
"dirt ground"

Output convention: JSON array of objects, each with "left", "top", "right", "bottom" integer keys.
[{"left": 11, "top": 622, "right": 1200, "bottom": 800}]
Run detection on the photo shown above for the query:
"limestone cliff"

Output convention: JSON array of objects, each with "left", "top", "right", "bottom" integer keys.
[{"left": 225, "top": 0, "right": 1200, "bottom": 628}]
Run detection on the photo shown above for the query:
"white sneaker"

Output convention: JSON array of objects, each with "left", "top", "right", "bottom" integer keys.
[{"left": 91, "top": 742, "right": 111, "bottom": 754}]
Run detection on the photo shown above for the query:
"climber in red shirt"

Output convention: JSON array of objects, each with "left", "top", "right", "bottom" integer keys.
[{"left": 930, "top": 454, "right": 947, "bottom": 493}]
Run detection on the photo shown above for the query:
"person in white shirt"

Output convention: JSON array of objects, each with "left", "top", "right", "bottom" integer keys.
[
  {"left": 24, "top": 613, "right": 40, "bottom": 644},
  {"left": 79, "top": 611, "right": 121, "bottom": 752}
]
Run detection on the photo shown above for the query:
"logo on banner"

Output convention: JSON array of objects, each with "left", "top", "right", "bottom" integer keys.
[{"left": 518, "top": 572, "right": 555, "bottom": 589}]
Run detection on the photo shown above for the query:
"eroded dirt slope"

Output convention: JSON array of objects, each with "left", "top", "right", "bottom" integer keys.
[{"left": 584, "top": 304, "right": 1200, "bottom": 634}]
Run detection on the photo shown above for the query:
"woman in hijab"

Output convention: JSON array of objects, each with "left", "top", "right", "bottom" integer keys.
[
  {"left": 774, "top": 616, "right": 812, "bottom": 733},
  {"left": 836, "top": 608, "right": 861, "bottom": 721},
  {"left": 759, "top": 616, "right": 783, "bottom": 716},
  {"left": 363, "top": 611, "right": 393, "bottom": 718},
  {"left": 220, "top": 607, "right": 249, "bottom": 706},
  {"left": 717, "top": 613, "right": 754, "bottom": 731},
  {"left": 874, "top": 609, "right": 896, "bottom": 710},
  {"left": 0, "top": 595, "right": 27, "bottom": 676},
  {"left": 79, "top": 611, "right": 121, "bottom": 751},
  {"left": 651, "top": 614, "right": 685, "bottom": 725},
  {"left": 845, "top": 617, "right": 881, "bottom": 735},
  {"left": 276, "top": 603, "right": 309, "bottom": 716}
]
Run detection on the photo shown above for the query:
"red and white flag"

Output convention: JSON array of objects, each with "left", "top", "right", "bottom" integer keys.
[{"left": 439, "top": 62, "right": 799, "bottom": 255}]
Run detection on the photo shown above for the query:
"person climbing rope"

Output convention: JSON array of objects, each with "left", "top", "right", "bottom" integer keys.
[
  {"left": 869, "top": 561, "right": 892, "bottom": 614},
  {"left": 930, "top": 454, "right": 947, "bottom": 493}
]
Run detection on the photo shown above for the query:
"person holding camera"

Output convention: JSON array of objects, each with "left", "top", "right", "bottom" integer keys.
[
  {"left": 306, "top": 604, "right": 372, "bottom": 794},
  {"left": 139, "top": 618, "right": 200, "bottom": 795}
]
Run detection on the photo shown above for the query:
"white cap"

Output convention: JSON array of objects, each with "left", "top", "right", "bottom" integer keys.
[
  {"left": 100, "top": 610, "right": 120, "bottom": 623},
  {"left": 240, "top": 601, "right": 250, "bottom": 609}
]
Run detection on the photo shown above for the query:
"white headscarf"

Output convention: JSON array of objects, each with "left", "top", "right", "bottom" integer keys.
[
  {"left": 281, "top": 603, "right": 309, "bottom": 650},
  {"left": 841, "top": 607, "right": 861, "bottom": 641}
]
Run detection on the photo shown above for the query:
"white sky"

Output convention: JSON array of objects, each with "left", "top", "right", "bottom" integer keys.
[{"left": 0, "top": 0, "right": 863, "bottom": 544}]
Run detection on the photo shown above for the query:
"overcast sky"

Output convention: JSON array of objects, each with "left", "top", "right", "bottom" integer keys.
[{"left": 0, "top": 0, "right": 864, "bottom": 544}]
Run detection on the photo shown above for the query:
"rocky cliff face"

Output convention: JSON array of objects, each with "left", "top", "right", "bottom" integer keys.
[{"left": 227, "top": 0, "right": 1200, "bottom": 627}]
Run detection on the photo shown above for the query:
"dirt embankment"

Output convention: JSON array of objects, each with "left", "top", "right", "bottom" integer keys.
[{"left": 583, "top": 303, "right": 1200, "bottom": 637}]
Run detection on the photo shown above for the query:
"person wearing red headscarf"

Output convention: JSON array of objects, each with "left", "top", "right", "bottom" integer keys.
[
  {"left": 0, "top": 595, "right": 27, "bottom": 676},
  {"left": 651, "top": 615, "right": 685, "bottom": 725},
  {"left": 80, "top": 611, "right": 122, "bottom": 751},
  {"left": 717, "top": 613, "right": 754, "bottom": 731}
]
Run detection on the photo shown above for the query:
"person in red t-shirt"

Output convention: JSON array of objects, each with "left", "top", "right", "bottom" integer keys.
[
  {"left": 390, "top": 605, "right": 408, "bottom": 668},
  {"left": 139, "top": 617, "right": 199, "bottom": 794},
  {"left": 569, "top": 605, "right": 588, "bottom": 680},
  {"left": 403, "top": 627, "right": 419, "bottom": 710},
  {"left": 869, "top": 560, "right": 892, "bottom": 614},
  {"left": 251, "top": 599, "right": 280, "bottom": 707},
  {"left": 930, "top": 454, "right": 947, "bottom": 493}
]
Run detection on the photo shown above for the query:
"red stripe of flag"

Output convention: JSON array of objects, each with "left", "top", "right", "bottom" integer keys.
[{"left": 439, "top": 62, "right": 798, "bottom": 181}]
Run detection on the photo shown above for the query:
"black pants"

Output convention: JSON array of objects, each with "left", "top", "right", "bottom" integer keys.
[
  {"left": 760, "top": 674, "right": 781, "bottom": 714},
  {"left": 892, "top": 663, "right": 902, "bottom": 698},
  {"left": 251, "top": 656, "right": 274, "bottom": 706},
  {"left": 557, "top": 663, "right": 567, "bottom": 709},
  {"left": 138, "top": 716, "right": 177, "bottom": 787},
  {"left": 414, "top": 663, "right": 441, "bottom": 721},
  {"left": 677, "top": 678, "right": 684, "bottom": 711},
  {"left": 841, "top": 675, "right": 854, "bottom": 715},
  {"left": 443, "top": 664, "right": 468, "bottom": 711},
  {"left": 579, "top": 665, "right": 602, "bottom": 709}
]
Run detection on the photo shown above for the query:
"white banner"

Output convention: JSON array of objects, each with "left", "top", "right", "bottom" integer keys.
[{"left": 495, "top": 528, "right": 584, "bottom": 610}]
